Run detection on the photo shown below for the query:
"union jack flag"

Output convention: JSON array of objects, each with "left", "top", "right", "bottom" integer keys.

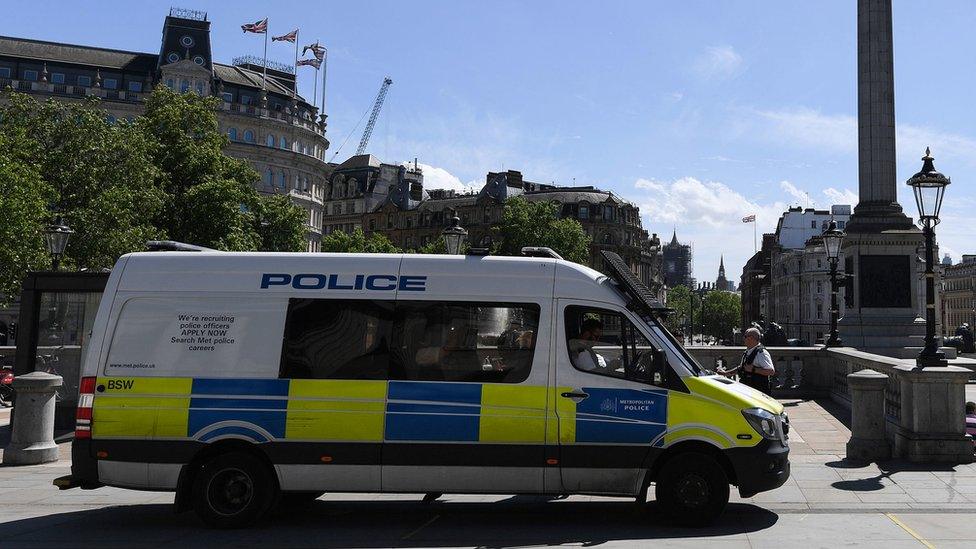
[
  {"left": 296, "top": 57, "right": 322, "bottom": 69},
  {"left": 272, "top": 29, "right": 298, "bottom": 42},
  {"left": 302, "top": 41, "right": 326, "bottom": 61},
  {"left": 241, "top": 18, "right": 268, "bottom": 34},
  {"left": 742, "top": 214, "right": 756, "bottom": 223}
]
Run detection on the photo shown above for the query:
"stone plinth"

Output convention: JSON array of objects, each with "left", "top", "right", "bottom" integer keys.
[
  {"left": 893, "top": 365, "right": 973, "bottom": 462},
  {"left": 2, "top": 372, "right": 63, "bottom": 465},
  {"left": 846, "top": 369, "right": 892, "bottom": 461}
]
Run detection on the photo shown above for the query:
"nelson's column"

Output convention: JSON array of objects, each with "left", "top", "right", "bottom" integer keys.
[{"left": 838, "top": 0, "right": 928, "bottom": 353}]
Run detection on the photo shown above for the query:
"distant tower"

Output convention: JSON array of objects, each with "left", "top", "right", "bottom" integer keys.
[
  {"left": 715, "top": 255, "right": 732, "bottom": 291},
  {"left": 662, "top": 230, "right": 694, "bottom": 288}
]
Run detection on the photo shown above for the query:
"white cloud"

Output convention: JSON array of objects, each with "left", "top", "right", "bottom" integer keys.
[
  {"left": 406, "top": 162, "right": 479, "bottom": 193},
  {"left": 692, "top": 46, "right": 744, "bottom": 80},
  {"left": 822, "top": 187, "right": 858, "bottom": 206},
  {"left": 779, "top": 180, "right": 810, "bottom": 205}
]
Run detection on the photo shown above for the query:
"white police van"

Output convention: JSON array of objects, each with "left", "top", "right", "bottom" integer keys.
[{"left": 56, "top": 246, "right": 789, "bottom": 528}]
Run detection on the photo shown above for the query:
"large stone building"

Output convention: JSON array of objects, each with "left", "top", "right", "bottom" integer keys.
[
  {"left": 662, "top": 231, "right": 694, "bottom": 289},
  {"left": 942, "top": 255, "right": 976, "bottom": 335},
  {"left": 359, "top": 168, "right": 665, "bottom": 293},
  {"left": 0, "top": 8, "right": 331, "bottom": 251},
  {"left": 740, "top": 205, "right": 852, "bottom": 343},
  {"left": 321, "top": 155, "right": 425, "bottom": 237}
]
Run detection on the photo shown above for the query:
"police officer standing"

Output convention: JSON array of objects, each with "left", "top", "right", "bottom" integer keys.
[{"left": 718, "top": 327, "right": 776, "bottom": 395}]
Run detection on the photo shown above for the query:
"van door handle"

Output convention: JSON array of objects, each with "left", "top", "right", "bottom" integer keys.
[{"left": 561, "top": 391, "right": 589, "bottom": 401}]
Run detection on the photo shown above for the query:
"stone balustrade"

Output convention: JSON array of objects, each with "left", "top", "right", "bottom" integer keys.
[{"left": 687, "top": 345, "right": 975, "bottom": 462}]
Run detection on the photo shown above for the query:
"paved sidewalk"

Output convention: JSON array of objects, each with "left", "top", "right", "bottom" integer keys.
[{"left": 2, "top": 399, "right": 976, "bottom": 547}]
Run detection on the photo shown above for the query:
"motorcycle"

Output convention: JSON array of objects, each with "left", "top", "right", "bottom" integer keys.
[{"left": 0, "top": 365, "right": 13, "bottom": 407}]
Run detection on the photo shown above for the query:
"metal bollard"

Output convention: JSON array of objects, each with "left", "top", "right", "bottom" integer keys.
[
  {"left": 2, "top": 371, "right": 63, "bottom": 465},
  {"left": 846, "top": 369, "right": 891, "bottom": 462}
]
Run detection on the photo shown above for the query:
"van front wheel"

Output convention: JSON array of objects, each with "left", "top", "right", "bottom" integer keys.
[
  {"left": 192, "top": 451, "right": 277, "bottom": 528},
  {"left": 654, "top": 452, "right": 729, "bottom": 526}
]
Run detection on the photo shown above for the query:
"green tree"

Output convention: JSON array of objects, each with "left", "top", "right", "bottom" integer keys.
[
  {"left": 320, "top": 228, "right": 401, "bottom": 254},
  {"left": 702, "top": 291, "right": 742, "bottom": 342},
  {"left": 415, "top": 236, "right": 447, "bottom": 254},
  {"left": 253, "top": 193, "right": 307, "bottom": 252},
  {"left": 495, "top": 197, "right": 590, "bottom": 264},
  {"left": 663, "top": 285, "right": 699, "bottom": 337},
  {"left": 0, "top": 130, "right": 53, "bottom": 303},
  {"left": 0, "top": 92, "right": 165, "bottom": 271},
  {"left": 137, "top": 87, "right": 263, "bottom": 251}
]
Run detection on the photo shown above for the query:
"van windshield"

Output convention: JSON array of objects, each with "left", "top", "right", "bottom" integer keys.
[{"left": 640, "top": 313, "right": 706, "bottom": 376}]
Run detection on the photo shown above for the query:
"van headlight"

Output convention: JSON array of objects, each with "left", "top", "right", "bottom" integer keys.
[{"left": 742, "top": 408, "right": 779, "bottom": 440}]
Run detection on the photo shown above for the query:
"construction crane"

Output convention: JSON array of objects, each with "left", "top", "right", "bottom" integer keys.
[{"left": 356, "top": 77, "right": 393, "bottom": 155}]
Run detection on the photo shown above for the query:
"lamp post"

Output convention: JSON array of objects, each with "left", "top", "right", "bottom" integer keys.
[
  {"left": 442, "top": 216, "right": 468, "bottom": 255},
  {"left": 696, "top": 282, "right": 710, "bottom": 345},
  {"left": 821, "top": 220, "right": 844, "bottom": 347},
  {"left": 44, "top": 217, "right": 74, "bottom": 271},
  {"left": 906, "top": 147, "right": 950, "bottom": 368}
]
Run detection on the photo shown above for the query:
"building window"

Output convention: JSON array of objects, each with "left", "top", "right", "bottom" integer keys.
[
  {"left": 265, "top": 168, "right": 273, "bottom": 186},
  {"left": 387, "top": 214, "right": 394, "bottom": 229},
  {"left": 228, "top": 128, "right": 238, "bottom": 141},
  {"left": 181, "top": 35, "right": 195, "bottom": 48},
  {"left": 180, "top": 79, "right": 190, "bottom": 93},
  {"left": 78, "top": 75, "right": 92, "bottom": 87},
  {"left": 51, "top": 73, "right": 65, "bottom": 84},
  {"left": 579, "top": 203, "right": 589, "bottom": 220},
  {"left": 816, "top": 303, "right": 823, "bottom": 320},
  {"left": 221, "top": 92, "right": 233, "bottom": 103},
  {"left": 280, "top": 136, "right": 288, "bottom": 149},
  {"left": 838, "top": 221, "right": 846, "bottom": 229},
  {"left": 267, "top": 134, "right": 276, "bottom": 148},
  {"left": 369, "top": 219, "right": 376, "bottom": 231},
  {"left": 243, "top": 130, "right": 255, "bottom": 143},
  {"left": 166, "top": 52, "right": 180, "bottom": 64},
  {"left": 0, "top": 67, "right": 10, "bottom": 78},
  {"left": 195, "top": 81, "right": 204, "bottom": 95},
  {"left": 164, "top": 78, "right": 174, "bottom": 89},
  {"left": 193, "top": 56, "right": 206, "bottom": 66},
  {"left": 23, "top": 69, "right": 38, "bottom": 81},
  {"left": 333, "top": 204, "right": 343, "bottom": 215},
  {"left": 104, "top": 78, "right": 118, "bottom": 90},
  {"left": 405, "top": 236, "right": 414, "bottom": 248},
  {"left": 816, "top": 281, "right": 823, "bottom": 294},
  {"left": 241, "top": 95, "right": 252, "bottom": 106},
  {"left": 128, "top": 81, "right": 143, "bottom": 93},
  {"left": 106, "top": 114, "right": 116, "bottom": 124},
  {"left": 279, "top": 172, "right": 287, "bottom": 189}
]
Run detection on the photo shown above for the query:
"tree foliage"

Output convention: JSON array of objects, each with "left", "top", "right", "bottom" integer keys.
[
  {"left": 320, "top": 228, "right": 401, "bottom": 254},
  {"left": 0, "top": 88, "right": 309, "bottom": 299},
  {"left": 702, "top": 291, "right": 742, "bottom": 342},
  {"left": 662, "top": 285, "right": 699, "bottom": 337},
  {"left": 495, "top": 197, "right": 591, "bottom": 264}
]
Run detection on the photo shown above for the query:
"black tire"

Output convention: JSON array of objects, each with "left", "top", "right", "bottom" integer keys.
[
  {"left": 192, "top": 451, "right": 277, "bottom": 529},
  {"left": 654, "top": 452, "right": 729, "bottom": 527}
]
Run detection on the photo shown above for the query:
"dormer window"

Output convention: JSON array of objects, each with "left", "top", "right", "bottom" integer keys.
[
  {"left": 167, "top": 52, "right": 180, "bottom": 64},
  {"left": 579, "top": 202, "right": 590, "bottom": 220}
]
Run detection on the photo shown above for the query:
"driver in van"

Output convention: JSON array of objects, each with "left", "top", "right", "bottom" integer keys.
[{"left": 570, "top": 317, "right": 614, "bottom": 372}]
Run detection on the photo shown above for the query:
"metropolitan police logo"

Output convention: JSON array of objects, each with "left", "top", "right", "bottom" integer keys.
[{"left": 600, "top": 398, "right": 616, "bottom": 413}]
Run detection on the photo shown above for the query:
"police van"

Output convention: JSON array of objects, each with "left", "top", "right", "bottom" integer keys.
[{"left": 55, "top": 246, "right": 789, "bottom": 528}]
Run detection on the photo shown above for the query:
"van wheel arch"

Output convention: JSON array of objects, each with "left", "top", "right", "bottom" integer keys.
[
  {"left": 641, "top": 440, "right": 737, "bottom": 496},
  {"left": 175, "top": 440, "right": 279, "bottom": 513}
]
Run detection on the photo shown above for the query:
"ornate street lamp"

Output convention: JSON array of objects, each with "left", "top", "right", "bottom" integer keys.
[
  {"left": 442, "top": 216, "right": 468, "bottom": 255},
  {"left": 906, "top": 147, "right": 951, "bottom": 368},
  {"left": 45, "top": 216, "right": 74, "bottom": 271},
  {"left": 821, "top": 220, "right": 845, "bottom": 347}
]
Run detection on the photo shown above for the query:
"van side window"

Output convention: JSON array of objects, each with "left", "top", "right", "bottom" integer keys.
[
  {"left": 393, "top": 302, "right": 539, "bottom": 383},
  {"left": 279, "top": 299, "right": 393, "bottom": 380},
  {"left": 564, "top": 306, "right": 652, "bottom": 382}
]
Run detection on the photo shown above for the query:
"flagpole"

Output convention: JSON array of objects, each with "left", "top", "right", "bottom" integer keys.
[
  {"left": 312, "top": 43, "right": 319, "bottom": 112},
  {"left": 753, "top": 219, "right": 757, "bottom": 253},
  {"left": 292, "top": 30, "right": 299, "bottom": 100},
  {"left": 321, "top": 47, "right": 328, "bottom": 116},
  {"left": 262, "top": 18, "right": 268, "bottom": 92}
]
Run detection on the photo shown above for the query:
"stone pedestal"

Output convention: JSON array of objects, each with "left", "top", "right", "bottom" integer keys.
[
  {"left": 2, "top": 372, "right": 63, "bottom": 466},
  {"left": 846, "top": 369, "right": 892, "bottom": 461},
  {"left": 893, "top": 365, "right": 973, "bottom": 462}
]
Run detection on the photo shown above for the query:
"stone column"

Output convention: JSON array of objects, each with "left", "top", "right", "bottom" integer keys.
[
  {"left": 2, "top": 372, "right": 63, "bottom": 465},
  {"left": 846, "top": 369, "right": 892, "bottom": 461},
  {"left": 893, "top": 365, "right": 973, "bottom": 462}
]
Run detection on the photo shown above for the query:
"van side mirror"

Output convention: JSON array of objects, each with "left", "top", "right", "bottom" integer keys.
[{"left": 651, "top": 347, "right": 667, "bottom": 386}]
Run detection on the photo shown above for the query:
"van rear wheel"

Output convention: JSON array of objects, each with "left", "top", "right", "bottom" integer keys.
[
  {"left": 192, "top": 451, "right": 277, "bottom": 529},
  {"left": 654, "top": 452, "right": 729, "bottom": 527}
]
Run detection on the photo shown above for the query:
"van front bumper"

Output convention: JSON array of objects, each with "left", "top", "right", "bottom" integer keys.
[{"left": 726, "top": 438, "right": 790, "bottom": 498}]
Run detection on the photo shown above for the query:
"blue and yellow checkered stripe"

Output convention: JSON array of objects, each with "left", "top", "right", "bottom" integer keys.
[{"left": 91, "top": 377, "right": 669, "bottom": 446}]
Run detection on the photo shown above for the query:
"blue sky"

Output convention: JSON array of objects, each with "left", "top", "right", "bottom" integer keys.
[{"left": 7, "top": 1, "right": 976, "bottom": 281}]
